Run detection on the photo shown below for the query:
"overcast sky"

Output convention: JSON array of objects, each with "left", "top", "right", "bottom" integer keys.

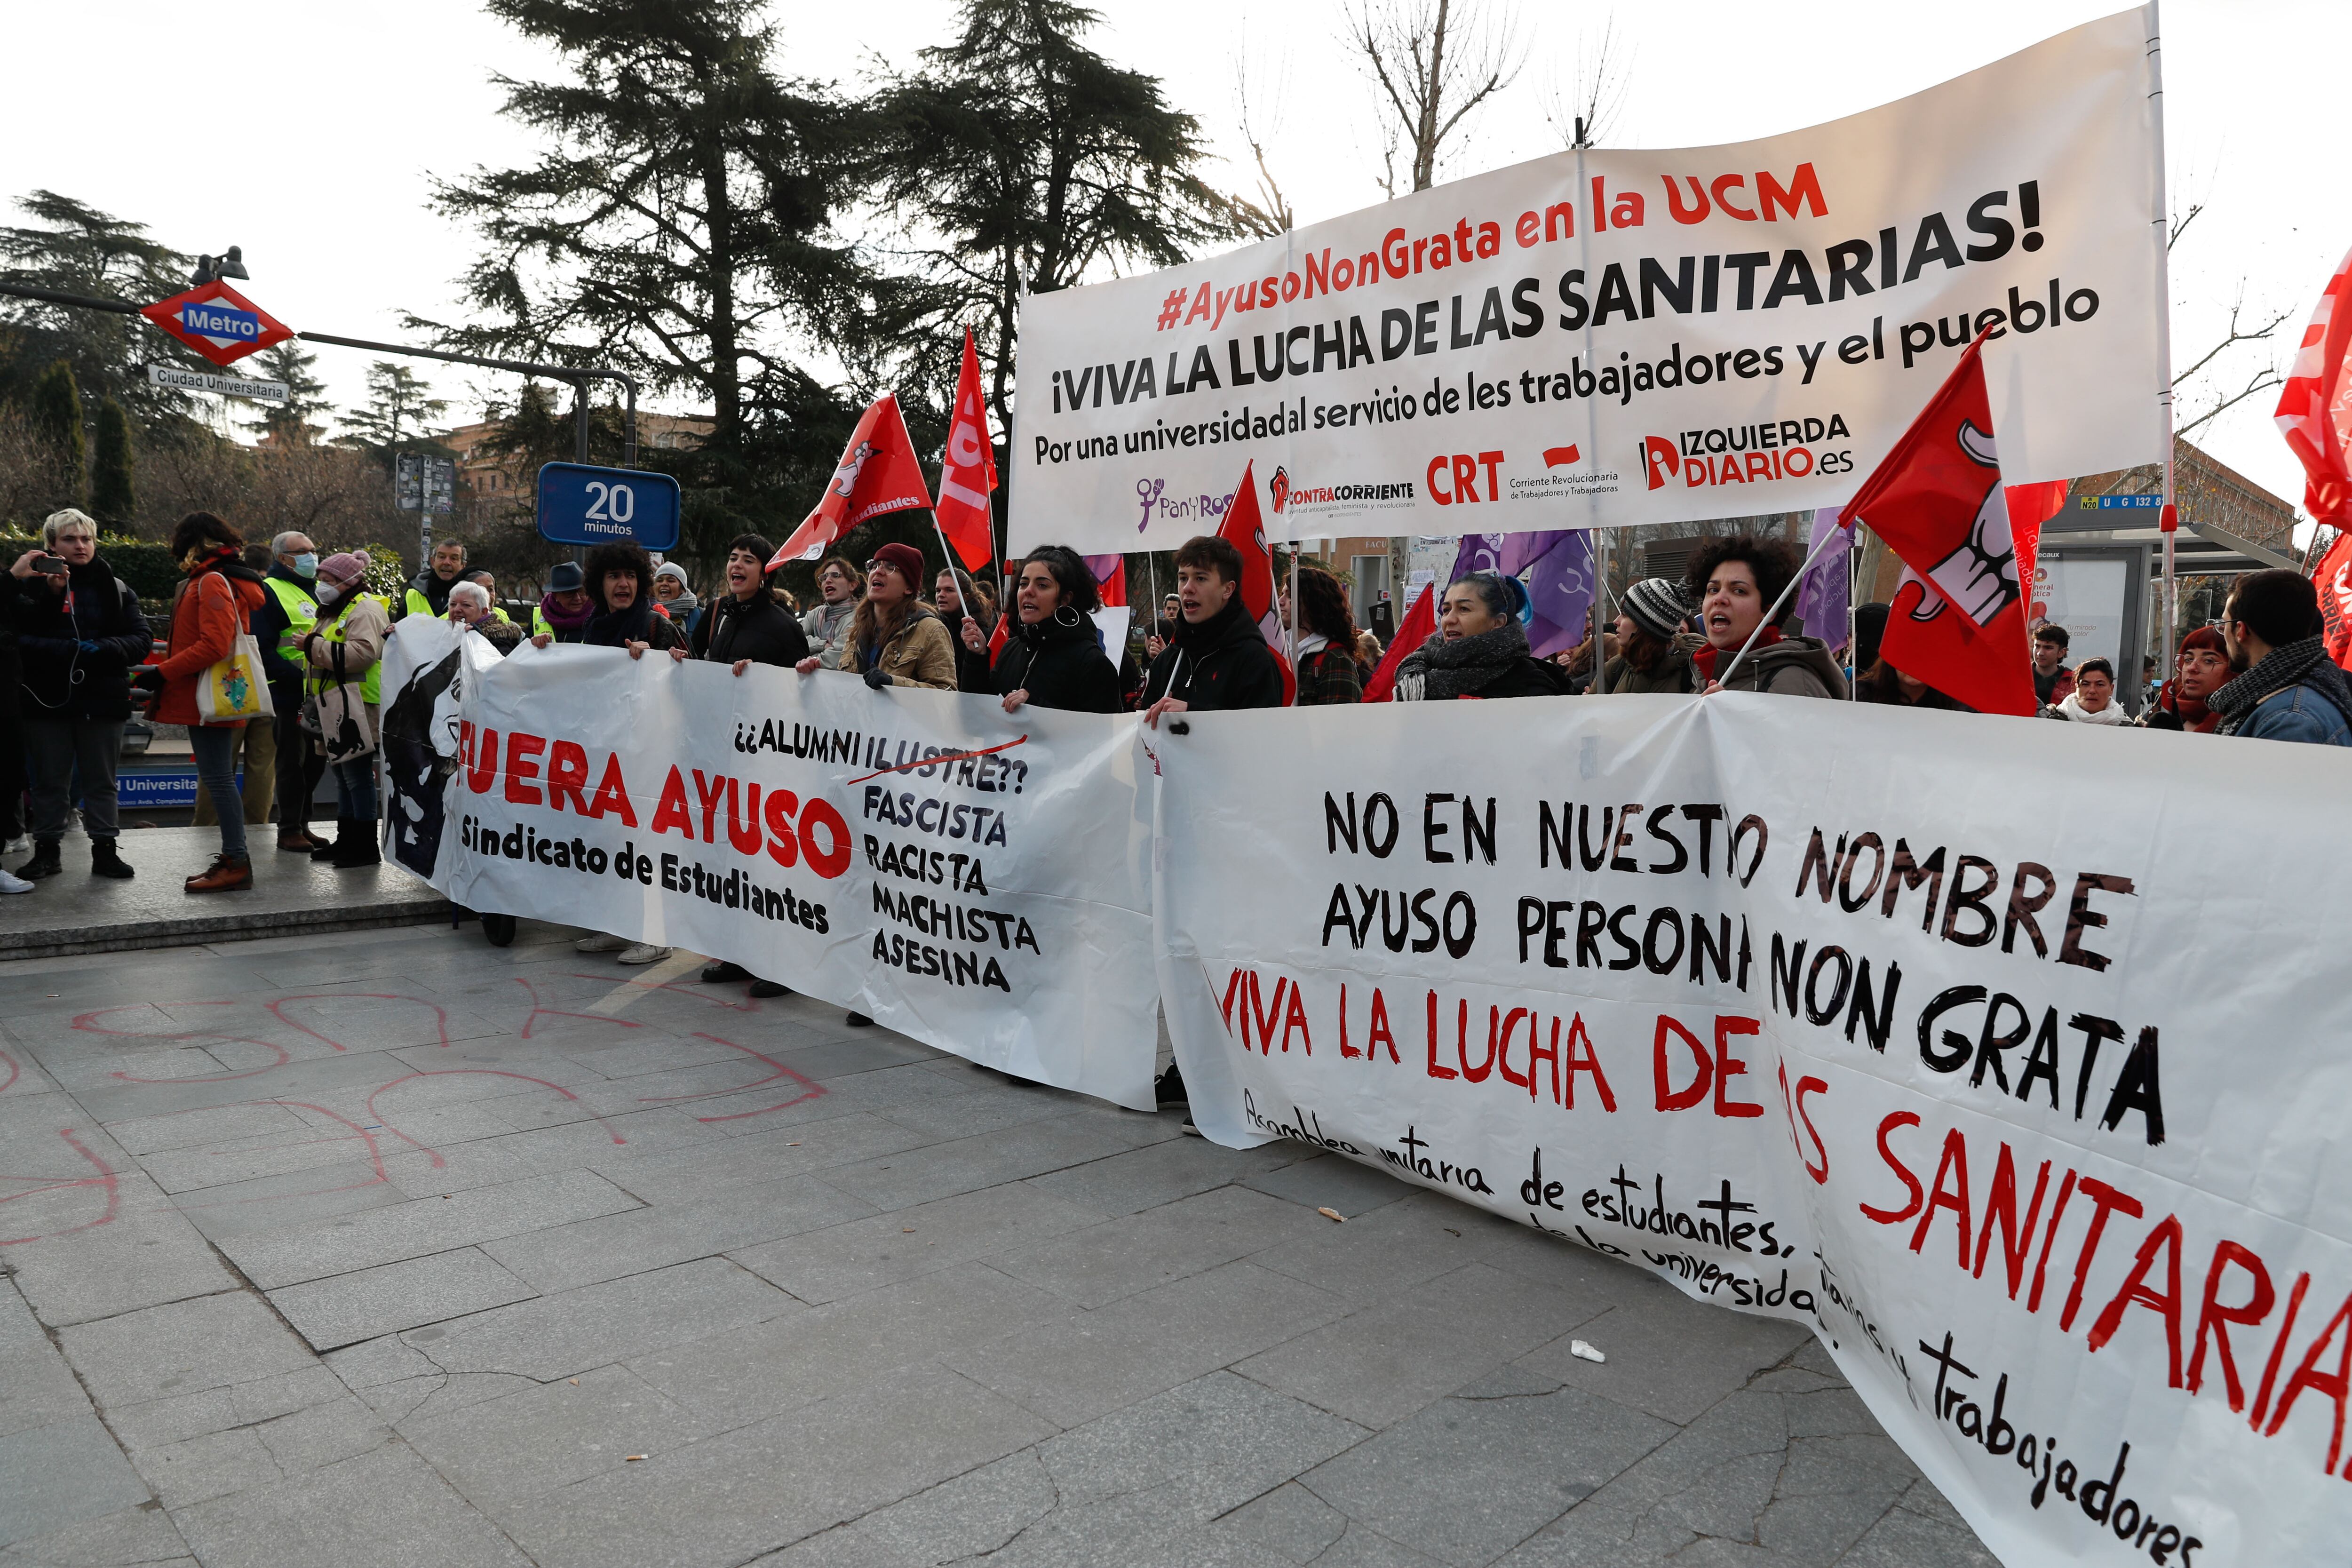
[{"left": 3, "top": 0, "right": 2336, "bottom": 525}]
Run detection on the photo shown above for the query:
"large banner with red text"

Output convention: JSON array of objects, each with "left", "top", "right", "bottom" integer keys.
[
  {"left": 1148, "top": 692, "right": 2352, "bottom": 1568},
  {"left": 1011, "top": 6, "right": 2166, "bottom": 555},
  {"left": 376, "top": 620, "right": 1160, "bottom": 1109}
]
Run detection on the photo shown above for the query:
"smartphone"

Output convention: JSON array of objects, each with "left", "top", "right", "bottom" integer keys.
[{"left": 31, "top": 555, "right": 65, "bottom": 574}]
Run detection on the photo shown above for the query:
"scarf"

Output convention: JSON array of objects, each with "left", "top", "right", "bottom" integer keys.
[
  {"left": 585, "top": 594, "right": 654, "bottom": 648},
  {"left": 2151, "top": 679, "right": 2220, "bottom": 734},
  {"left": 537, "top": 593, "right": 594, "bottom": 633},
  {"left": 2213, "top": 636, "right": 2352, "bottom": 735},
  {"left": 2056, "top": 691, "right": 2130, "bottom": 726},
  {"left": 1395, "top": 619, "right": 1533, "bottom": 701},
  {"left": 659, "top": 588, "right": 699, "bottom": 621},
  {"left": 409, "top": 567, "right": 457, "bottom": 616},
  {"left": 1690, "top": 625, "right": 1781, "bottom": 683}
]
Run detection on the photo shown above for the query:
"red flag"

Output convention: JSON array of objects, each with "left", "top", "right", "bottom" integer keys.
[
  {"left": 2277, "top": 244, "right": 2352, "bottom": 534},
  {"left": 935, "top": 329, "right": 998, "bottom": 570},
  {"left": 770, "top": 395, "right": 933, "bottom": 570},
  {"left": 987, "top": 607, "right": 1009, "bottom": 667},
  {"left": 2311, "top": 529, "right": 2352, "bottom": 669},
  {"left": 1364, "top": 582, "right": 1436, "bottom": 703},
  {"left": 1847, "top": 333, "right": 2037, "bottom": 716},
  {"left": 2008, "top": 480, "right": 2068, "bottom": 625},
  {"left": 1084, "top": 555, "right": 1128, "bottom": 607},
  {"left": 1217, "top": 463, "right": 1293, "bottom": 702}
]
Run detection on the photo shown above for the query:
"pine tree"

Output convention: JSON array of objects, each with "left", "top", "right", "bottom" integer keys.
[
  {"left": 243, "top": 341, "right": 332, "bottom": 445},
  {"left": 28, "top": 358, "right": 84, "bottom": 513},
  {"left": 0, "top": 191, "right": 198, "bottom": 428},
  {"left": 339, "top": 361, "right": 450, "bottom": 455},
  {"left": 89, "top": 396, "right": 133, "bottom": 524}
]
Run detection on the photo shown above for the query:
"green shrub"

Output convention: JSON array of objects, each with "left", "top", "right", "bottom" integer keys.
[{"left": 0, "top": 531, "right": 179, "bottom": 601}]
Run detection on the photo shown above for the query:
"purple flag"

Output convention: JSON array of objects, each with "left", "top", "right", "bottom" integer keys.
[
  {"left": 1795, "top": 507, "right": 1851, "bottom": 649},
  {"left": 1520, "top": 531, "right": 1596, "bottom": 658},
  {"left": 1449, "top": 533, "right": 1510, "bottom": 581}
]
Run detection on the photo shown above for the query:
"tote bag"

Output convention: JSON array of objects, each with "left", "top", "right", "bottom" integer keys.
[{"left": 187, "top": 573, "right": 274, "bottom": 725}]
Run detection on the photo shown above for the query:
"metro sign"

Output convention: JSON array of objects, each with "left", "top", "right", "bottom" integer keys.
[{"left": 140, "top": 280, "right": 292, "bottom": 367}]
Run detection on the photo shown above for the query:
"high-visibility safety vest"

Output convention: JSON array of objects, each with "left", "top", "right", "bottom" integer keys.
[
  {"left": 261, "top": 575, "right": 317, "bottom": 666},
  {"left": 308, "top": 600, "right": 385, "bottom": 706}
]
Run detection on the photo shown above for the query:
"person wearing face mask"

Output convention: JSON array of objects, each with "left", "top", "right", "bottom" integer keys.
[
  {"left": 8, "top": 509, "right": 149, "bottom": 883},
  {"left": 2139, "top": 626, "right": 2229, "bottom": 734},
  {"left": 295, "top": 553, "right": 391, "bottom": 868},
  {"left": 1392, "top": 572, "right": 1573, "bottom": 701},
  {"left": 1685, "top": 536, "right": 1847, "bottom": 699},
  {"left": 250, "top": 531, "right": 326, "bottom": 851},
  {"left": 966, "top": 545, "right": 1121, "bottom": 714}
]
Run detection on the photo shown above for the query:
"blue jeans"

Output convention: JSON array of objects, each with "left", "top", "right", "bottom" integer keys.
[
  {"left": 188, "top": 725, "right": 247, "bottom": 859},
  {"left": 333, "top": 756, "right": 378, "bottom": 821}
]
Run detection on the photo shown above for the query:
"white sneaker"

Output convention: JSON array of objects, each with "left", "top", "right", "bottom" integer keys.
[
  {"left": 575, "top": 933, "right": 629, "bottom": 953},
  {"left": 0, "top": 868, "right": 31, "bottom": 895},
  {"left": 3, "top": 836, "right": 25, "bottom": 855},
  {"left": 616, "top": 943, "right": 673, "bottom": 965}
]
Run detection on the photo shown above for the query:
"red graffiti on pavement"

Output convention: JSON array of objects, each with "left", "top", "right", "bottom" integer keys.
[
  {"left": 516, "top": 977, "right": 644, "bottom": 1040},
  {"left": 639, "top": 1033, "right": 826, "bottom": 1123},
  {"left": 0, "top": 1050, "right": 19, "bottom": 1096},
  {"left": 263, "top": 993, "right": 454, "bottom": 1052},
  {"left": 77, "top": 1000, "right": 294, "bottom": 1083},
  {"left": 0, "top": 1129, "right": 119, "bottom": 1246},
  {"left": 368, "top": 1067, "right": 627, "bottom": 1159}
]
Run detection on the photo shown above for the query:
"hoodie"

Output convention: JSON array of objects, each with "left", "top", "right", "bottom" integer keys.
[{"left": 1142, "top": 592, "right": 1285, "bottom": 712}]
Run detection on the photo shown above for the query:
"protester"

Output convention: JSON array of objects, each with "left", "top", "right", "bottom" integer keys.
[
  {"left": 296, "top": 552, "right": 389, "bottom": 868},
  {"left": 2049, "top": 657, "right": 2129, "bottom": 725},
  {"left": 1143, "top": 535, "right": 1286, "bottom": 722},
  {"left": 250, "top": 530, "right": 326, "bottom": 850},
  {"left": 463, "top": 570, "right": 513, "bottom": 623},
  {"left": 652, "top": 561, "right": 701, "bottom": 636},
  {"left": 0, "top": 551, "right": 20, "bottom": 871},
  {"left": 1549, "top": 631, "right": 1615, "bottom": 694},
  {"left": 448, "top": 581, "right": 523, "bottom": 655},
  {"left": 1856, "top": 660, "right": 1971, "bottom": 710},
  {"left": 532, "top": 542, "right": 683, "bottom": 657},
  {"left": 141, "top": 512, "right": 268, "bottom": 893},
  {"left": 795, "top": 543, "right": 955, "bottom": 691},
  {"left": 1851, "top": 602, "right": 1890, "bottom": 680},
  {"left": 1687, "top": 537, "right": 1848, "bottom": 698},
  {"left": 1597, "top": 577, "right": 1698, "bottom": 694},
  {"left": 936, "top": 565, "right": 996, "bottom": 693},
  {"left": 973, "top": 546, "right": 1121, "bottom": 714},
  {"left": 1145, "top": 592, "right": 1183, "bottom": 660},
  {"left": 9, "top": 509, "right": 148, "bottom": 882},
  {"left": 801, "top": 555, "right": 863, "bottom": 669},
  {"left": 1393, "top": 573, "right": 1573, "bottom": 701},
  {"left": 2213, "top": 568, "right": 2352, "bottom": 745},
  {"left": 1355, "top": 628, "right": 1384, "bottom": 667},
  {"left": 1281, "top": 565, "right": 1363, "bottom": 705},
  {"left": 195, "top": 536, "right": 284, "bottom": 835},
  {"left": 404, "top": 539, "right": 467, "bottom": 620},
  {"left": 2030, "top": 624, "right": 2076, "bottom": 706},
  {"left": 532, "top": 561, "right": 594, "bottom": 643},
  {"left": 2140, "top": 626, "right": 2229, "bottom": 734},
  {"left": 679, "top": 533, "right": 807, "bottom": 1000}
]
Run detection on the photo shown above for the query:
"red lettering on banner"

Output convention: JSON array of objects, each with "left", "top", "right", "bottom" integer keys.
[
  {"left": 1280, "top": 983, "right": 1313, "bottom": 1055},
  {"left": 1497, "top": 1008, "right": 1531, "bottom": 1090},
  {"left": 2252, "top": 1274, "right": 2314, "bottom": 1431},
  {"left": 763, "top": 788, "right": 798, "bottom": 865},
  {"left": 1562, "top": 1014, "right": 1616, "bottom": 1111},
  {"left": 651, "top": 766, "right": 695, "bottom": 839},
  {"left": 2087, "top": 1213, "right": 2185, "bottom": 1386},
  {"left": 505, "top": 732, "right": 545, "bottom": 805},
  {"left": 1366, "top": 988, "right": 1399, "bottom": 1064},
  {"left": 1653, "top": 1014, "right": 1710, "bottom": 1110},
  {"left": 2262, "top": 1290, "right": 2352, "bottom": 1472},
  {"left": 1775, "top": 1062, "right": 1829, "bottom": 1184},
  {"left": 1339, "top": 984, "right": 1358, "bottom": 1058},
  {"left": 547, "top": 741, "right": 592, "bottom": 815},
  {"left": 726, "top": 780, "right": 763, "bottom": 856},
  {"left": 2190, "top": 1242, "right": 2277, "bottom": 1412},
  {"left": 1712, "top": 1016, "right": 1763, "bottom": 1117},
  {"left": 1426, "top": 991, "right": 1455, "bottom": 1080},
  {"left": 1459, "top": 1003, "right": 1497, "bottom": 1082},
  {"left": 1246, "top": 972, "right": 1287, "bottom": 1053},
  {"left": 587, "top": 753, "right": 636, "bottom": 825},
  {"left": 462, "top": 723, "right": 498, "bottom": 794},
  {"left": 1859, "top": 1111, "right": 1924, "bottom": 1224},
  {"left": 692, "top": 769, "right": 728, "bottom": 842},
  {"left": 2060, "top": 1178, "right": 2145, "bottom": 1332},
  {"left": 1971, "top": 1144, "right": 2052, "bottom": 1298},
  {"left": 1910, "top": 1128, "right": 1972, "bottom": 1266},
  {"left": 1220, "top": 969, "right": 1245, "bottom": 1033}
]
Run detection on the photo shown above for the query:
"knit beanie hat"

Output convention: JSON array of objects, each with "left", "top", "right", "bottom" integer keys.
[
  {"left": 870, "top": 541, "right": 927, "bottom": 591},
  {"left": 1622, "top": 577, "right": 1690, "bottom": 641},
  {"left": 317, "top": 551, "right": 371, "bottom": 588}
]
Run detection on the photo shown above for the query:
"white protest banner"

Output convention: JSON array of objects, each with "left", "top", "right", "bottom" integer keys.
[
  {"left": 1150, "top": 694, "right": 2352, "bottom": 1567},
  {"left": 1012, "top": 7, "right": 2166, "bottom": 555},
  {"left": 376, "top": 620, "right": 1160, "bottom": 1108}
]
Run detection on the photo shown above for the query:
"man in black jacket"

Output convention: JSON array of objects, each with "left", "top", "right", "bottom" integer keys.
[
  {"left": 676, "top": 534, "right": 811, "bottom": 998},
  {"left": 1143, "top": 534, "right": 1285, "bottom": 725},
  {"left": 11, "top": 512, "right": 151, "bottom": 880}
]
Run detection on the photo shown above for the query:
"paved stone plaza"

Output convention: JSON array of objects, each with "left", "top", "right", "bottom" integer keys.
[{"left": 0, "top": 919, "right": 1997, "bottom": 1568}]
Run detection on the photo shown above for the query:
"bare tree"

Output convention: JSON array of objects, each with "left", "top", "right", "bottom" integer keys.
[
  {"left": 1345, "top": 0, "right": 1526, "bottom": 196},
  {"left": 1541, "top": 17, "right": 1629, "bottom": 150},
  {"left": 1234, "top": 44, "right": 1295, "bottom": 238},
  {"left": 2165, "top": 201, "right": 2291, "bottom": 444}
]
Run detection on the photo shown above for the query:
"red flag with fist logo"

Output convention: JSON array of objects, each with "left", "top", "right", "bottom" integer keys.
[
  {"left": 1847, "top": 332, "right": 2038, "bottom": 717},
  {"left": 770, "top": 394, "right": 933, "bottom": 569}
]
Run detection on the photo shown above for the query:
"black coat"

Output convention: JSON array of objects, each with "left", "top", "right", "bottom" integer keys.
[
  {"left": 692, "top": 590, "right": 810, "bottom": 669},
  {"left": 994, "top": 613, "right": 1124, "bottom": 713},
  {"left": 1142, "top": 595, "right": 1286, "bottom": 712},
  {"left": 946, "top": 608, "right": 996, "bottom": 693},
  {"left": 1474, "top": 658, "right": 1576, "bottom": 700},
  {"left": 13, "top": 558, "right": 152, "bottom": 722}
]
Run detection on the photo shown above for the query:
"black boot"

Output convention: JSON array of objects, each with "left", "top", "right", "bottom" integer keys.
[
  {"left": 90, "top": 839, "right": 133, "bottom": 880},
  {"left": 17, "top": 840, "right": 62, "bottom": 880},
  {"left": 331, "top": 821, "right": 381, "bottom": 868},
  {"left": 309, "top": 817, "right": 350, "bottom": 860}
]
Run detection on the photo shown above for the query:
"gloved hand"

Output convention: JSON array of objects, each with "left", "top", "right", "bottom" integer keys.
[
  {"left": 862, "top": 667, "right": 892, "bottom": 690},
  {"left": 130, "top": 666, "right": 164, "bottom": 693},
  {"left": 77, "top": 640, "right": 99, "bottom": 655}
]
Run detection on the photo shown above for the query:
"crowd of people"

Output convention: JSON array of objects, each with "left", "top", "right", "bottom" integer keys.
[{"left": 0, "top": 512, "right": 2340, "bottom": 905}]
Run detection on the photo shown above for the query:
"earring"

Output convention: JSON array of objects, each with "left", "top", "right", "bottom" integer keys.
[{"left": 1054, "top": 605, "right": 1082, "bottom": 628}]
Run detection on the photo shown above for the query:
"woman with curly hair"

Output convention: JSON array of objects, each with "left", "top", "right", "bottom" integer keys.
[
  {"left": 1685, "top": 535, "right": 1846, "bottom": 699},
  {"left": 1279, "top": 565, "right": 1363, "bottom": 705},
  {"left": 147, "top": 512, "right": 270, "bottom": 892},
  {"left": 531, "top": 541, "right": 682, "bottom": 655}
]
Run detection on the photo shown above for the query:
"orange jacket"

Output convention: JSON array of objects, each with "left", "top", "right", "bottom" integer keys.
[{"left": 154, "top": 562, "right": 267, "bottom": 728}]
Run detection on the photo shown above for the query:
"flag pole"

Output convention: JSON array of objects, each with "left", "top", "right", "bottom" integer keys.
[
  {"left": 1717, "top": 522, "right": 1848, "bottom": 689},
  {"left": 1590, "top": 528, "right": 1612, "bottom": 693},
  {"left": 2146, "top": 2, "right": 2178, "bottom": 673}
]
